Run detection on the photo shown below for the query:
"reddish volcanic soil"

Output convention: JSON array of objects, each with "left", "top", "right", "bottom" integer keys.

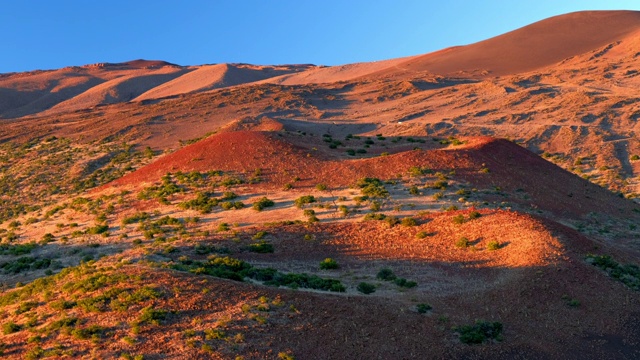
[
  {"left": 108, "top": 129, "right": 639, "bottom": 221},
  {"left": 3, "top": 10, "right": 640, "bottom": 360}
]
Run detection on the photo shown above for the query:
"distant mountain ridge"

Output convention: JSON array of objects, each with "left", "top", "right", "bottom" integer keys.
[{"left": 1, "top": 10, "right": 639, "bottom": 119}]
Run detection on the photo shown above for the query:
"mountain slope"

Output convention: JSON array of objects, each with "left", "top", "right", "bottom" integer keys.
[
  {"left": 368, "top": 10, "right": 640, "bottom": 79},
  {"left": 135, "top": 63, "right": 315, "bottom": 101}
]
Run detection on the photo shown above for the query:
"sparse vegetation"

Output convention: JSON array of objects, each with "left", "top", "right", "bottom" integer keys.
[
  {"left": 356, "top": 282, "right": 376, "bottom": 294},
  {"left": 586, "top": 254, "right": 640, "bottom": 290},
  {"left": 456, "top": 237, "right": 470, "bottom": 248},
  {"left": 253, "top": 197, "right": 275, "bottom": 211},
  {"left": 319, "top": 258, "right": 339, "bottom": 270},
  {"left": 172, "top": 256, "right": 345, "bottom": 292},
  {"left": 377, "top": 268, "right": 396, "bottom": 281},
  {"left": 454, "top": 321, "right": 503, "bottom": 344},
  {"left": 294, "top": 195, "right": 316, "bottom": 208}
]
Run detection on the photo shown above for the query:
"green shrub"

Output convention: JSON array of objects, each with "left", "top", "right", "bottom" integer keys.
[
  {"left": 415, "top": 231, "right": 428, "bottom": 239},
  {"left": 357, "top": 282, "right": 376, "bottom": 294},
  {"left": 222, "top": 191, "right": 238, "bottom": 200},
  {"left": 252, "top": 197, "right": 275, "bottom": 211},
  {"left": 178, "top": 192, "right": 219, "bottom": 213},
  {"left": 41, "top": 233, "right": 55, "bottom": 243},
  {"left": 487, "top": 241, "right": 501, "bottom": 251},
  {"left": 452, "top": 215, "right": 465, "bottom": 224},
  {"left": 409, "top": 185, "right": 420, "bottom": 195},
  {"left": 585, "top": 254, "right": 640, "bottom": 290},
  {"left": 1, "top": 256, "right": 52, "bottom": 274},
  {"left": 454, "top": 321, "right": 503, "bottom": 344},
  {"left": 248, "top": 241, "right": 274, "bottom": 253},
  {"left": 252, "top": 231, "right": 267, "bottom": 240},
  {"left": 319, "top": 258, "right": 339, "bottom": 270},
  {"left": 408, "top": 166, "right": 430, "bottom": 177},
  {"left": 363, "top": 213, "right": 386, "bottom": 221},
  {"left": 0, "top": 243, "right": 37, "bottom": 255},
  {"left": 468, "top": 210, "right": 481, "bottom": 219},
  {"left": 384, "top": 216, "right": 400, "bottom": 227},
  {"left": 338, "top": 205, "right": 349, "bottom": 217},
  {"left": 173, "top": 256, "right": 345, "bottom": 292},
  {"left": 357, "top": 178, "right": 389, "bottom": 198},
  {"left": 220, "top": 201, "right": 244, "bottom": 210},
  {"left": 137, "top": 306, "right": 167, "bottom": 326},
  {"left": 15, "top": 301, "right": 38, "bottom": 314},
  {"left": 456, "top": 237, "right": 470, "bottom": 248},
  {"left": 315, "top": 184, "right": 328, "bottom": 191},
  {"left": 401, "top": 217, "right": 417, "bottom": 227},
  {"left": 294, "top": 195, "right": 316, "bottom": 208},
  {"left": 217, "top": 223, "right": 230, "bottom": 232},
  {"left": 86, "top": 224, "right": 109, "bottom": 235},
  {"left": 394, "top": 278, "right": 417, "bottom": 288},
  {"left": 2, "top": 321, "right": 21, "bottom": 334},
  {"left": 376, "top": 268, "right": 396, "bottom": 281},
  {"left": 71, "top": 325, "right": 104, "bottom": 340},
  {"left": 50, "top": 300, "right": 76, "bottom": 311},
  {"left": 122, "top": 212, "right": 151, "bottom": 226},
  {"left": 416, "top": 303, "right": 432, "bottom": 313}
]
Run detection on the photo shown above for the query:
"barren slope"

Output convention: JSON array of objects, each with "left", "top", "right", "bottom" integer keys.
[
  {"left": 135, "top": 64, "right": 315, "bottom": 101},
  {"left": 368, "top": 10, "right": 640, "bottom": 79}
]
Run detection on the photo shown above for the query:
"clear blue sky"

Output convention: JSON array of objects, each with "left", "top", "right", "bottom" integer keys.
[{"left": 1, "top": 1, "right": 639, "bottom": 73}]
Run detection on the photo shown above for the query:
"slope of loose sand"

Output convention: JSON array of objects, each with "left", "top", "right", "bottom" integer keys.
[
  {"left": 366, "top": 10, "right": 640, "bottom": 79},
  {"left": 259, "top": 55, "right": 419, "bottom": 85},
  {"left": 135, "top": 63, "right": 315, "bottom": 101},
  {"left": 41, "top": 67, "right": 188, "bottom": 115}
]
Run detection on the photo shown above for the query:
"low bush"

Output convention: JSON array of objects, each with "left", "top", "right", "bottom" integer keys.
[
  {"left": 86, "top": 224, "right": 109, "bottom": 235},
  {"left": 456, "top": 237, "right": 470, "bottom": 248},
  {"left": 416, "top": 303, "right": 432, "bottom": 313},
  {"left": 394, "top": 278, "right": 417, "bottom": 288},
  {"left": 172, "top": 256, "right": 345, "bottom": 292},
  {"left": 385, "top": 215, "right": 400, "bottom": 227},
  {"left": 71, "top": 325, "right": 104, "bottom": 340},
  {"left": 2, "top": 321, "right": 21, "bottom": 334},
  {"left": 454, "top": 320, "right": 503, "bottom": 344},
  {"left": 357, "top": 282, "right": 376, "bottom": 294},
  {"left": 248, "top": 241, "right": 274, "bottom": 253},
  {"left": 137, "top": 306, "right": 167, "bottom": 326},
  {"left": 452, "top": 215, "right": 465, "bottom": 224},
  {"left": 319, "top": 258, "right": 339, "bottom": 270},
  {"left": 401, "top": 217, "right": 417, "bottom": 227},
  {"left": 586, "top": 254, "right": 640, "bottom": 290},
  {"left": 294, "top": 195, "right": 316, "bottom": 208},
  {"left": 252, "top": 197, "right": 275, "bottom": 211},
  {"left": 363, "top": 213, "right": 386, "bottom": 221},
  {"left": 178, "top": 192, "right": 218, "bottom": 214},
  {"left": 468, "top": 210, "right": 481, "bottom": 219},
  {"left": 376, "top": 268, "right": 396, "bottom": 281},
  {"left": 122, "top": 212, "right": 150, "bottom": 226}
]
